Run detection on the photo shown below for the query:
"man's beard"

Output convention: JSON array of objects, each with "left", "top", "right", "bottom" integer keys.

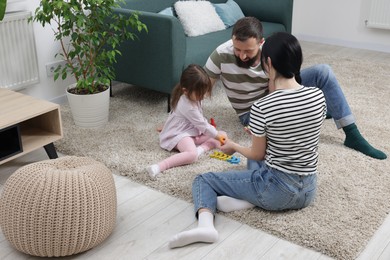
[{"left": 235, "top": 52, "right": 260, "bottom": 68}]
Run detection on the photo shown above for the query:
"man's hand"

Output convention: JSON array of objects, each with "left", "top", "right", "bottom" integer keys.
[{"left": 210, "top": 77, "right": 217, "bottom": 87}]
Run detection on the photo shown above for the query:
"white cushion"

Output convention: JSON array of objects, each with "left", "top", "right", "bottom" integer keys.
[{"left": 174, "top": 0, "right": 226, "bottom": 37}]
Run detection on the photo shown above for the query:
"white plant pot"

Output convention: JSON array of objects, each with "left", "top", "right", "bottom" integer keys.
[{"left": 66, "top": 83, "right": 110, "bottom": 128}]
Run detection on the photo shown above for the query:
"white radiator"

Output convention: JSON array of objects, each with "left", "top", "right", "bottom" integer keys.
[
  {"left": 0, "top": 11, "right": 39, "bottom": 90},
  {"left": 367, "top": 0, "right": 390, "bottom": 29}
]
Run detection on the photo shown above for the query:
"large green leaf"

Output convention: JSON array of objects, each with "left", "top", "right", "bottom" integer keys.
[{"left": 0, "top": 0, "right": 6, "bottom": 21}]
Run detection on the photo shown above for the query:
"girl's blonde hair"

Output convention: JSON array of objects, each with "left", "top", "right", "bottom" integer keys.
[{"left": 170, "top": 64, "right": 212, "bottom": 110}]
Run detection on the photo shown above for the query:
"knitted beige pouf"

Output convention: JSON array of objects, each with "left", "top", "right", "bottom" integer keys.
[{"left": 0, "top": 156, "right": 117, "bottom": 257}]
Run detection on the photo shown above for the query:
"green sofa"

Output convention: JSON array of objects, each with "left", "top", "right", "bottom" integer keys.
[{"left": 112, "top": 0, "right": 293, "bottom": 110}]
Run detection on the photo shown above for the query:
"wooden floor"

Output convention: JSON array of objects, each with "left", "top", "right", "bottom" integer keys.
[{"left": 1, "top": 42, "right": 390, "bottom": 260}]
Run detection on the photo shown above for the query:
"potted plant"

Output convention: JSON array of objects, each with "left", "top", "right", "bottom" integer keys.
[
  {"left": 31, "top": 0, "right": 147, "bottom": 128},
  {"left": 0, "top": 0, "right": 6, "bottom": 21}
]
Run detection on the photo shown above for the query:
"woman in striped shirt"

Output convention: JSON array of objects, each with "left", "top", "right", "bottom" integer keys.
[{"left": 169, "top": 32, "right": 326, "bottom": 249}]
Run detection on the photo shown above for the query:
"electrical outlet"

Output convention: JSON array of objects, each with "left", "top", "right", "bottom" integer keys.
[{"left": 45, "top": 60, "right": 68, "bottom": 77}]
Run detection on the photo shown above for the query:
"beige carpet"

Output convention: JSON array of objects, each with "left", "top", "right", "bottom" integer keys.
[{"left": 55, "top": 54, "right": 390, "bottom": 260}]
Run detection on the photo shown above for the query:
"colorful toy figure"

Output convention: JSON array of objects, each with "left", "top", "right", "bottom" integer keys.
[
  {"left": 210, "top": 151, "right": 240, "bottom": 164},
  {"left": 210, "top": 118, "right": 216, "bottom": 128},
  {"left": 218, "top": 136, "right": 226, "bottom": 145},
  {"left": 210, "top": 118, "right": 225, "bottom": 145}
]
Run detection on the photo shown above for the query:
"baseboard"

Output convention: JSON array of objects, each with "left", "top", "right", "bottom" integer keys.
[
  {"left": 49, "top": 94, "right": 67, "bottom": 105},
  {"left": 295, "top": 34, "right": 390, "bottom": 54}
]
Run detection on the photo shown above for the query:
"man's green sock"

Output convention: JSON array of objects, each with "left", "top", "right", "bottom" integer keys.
[{"left": 343, "top": 123, "right": 387, "bottom": 160}]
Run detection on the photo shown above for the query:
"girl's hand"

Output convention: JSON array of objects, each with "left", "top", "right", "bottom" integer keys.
[
  {"left": 216, "top": 131, "right": 228, "bottom": 145},
  {"left": 220, "top": 139, "right": 236, "bottom": 155}
]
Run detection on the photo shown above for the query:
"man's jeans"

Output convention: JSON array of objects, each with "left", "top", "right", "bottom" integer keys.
[
  {"left": 239, "top": 64, "right": 355, "bottom": 129},
  {"left": 192, "top": 160, "right": 317, "bottom": 213}
]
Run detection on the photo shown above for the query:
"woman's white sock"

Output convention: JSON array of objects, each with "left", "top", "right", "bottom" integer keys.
[
  {"left": 169, "top": 211, "right": 218, "bottom": 248},
  {"left": 217, "top": 196, "right": 255, "bottom": 212}
]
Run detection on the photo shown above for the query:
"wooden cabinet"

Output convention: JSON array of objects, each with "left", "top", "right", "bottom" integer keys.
[{"left": 0, "top": 89, "right": 63, "bottom": 165}]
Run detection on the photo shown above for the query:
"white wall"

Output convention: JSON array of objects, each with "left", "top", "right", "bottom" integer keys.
[
  {"left": 3, "top": 0, "right": 390, "bottom": 102},
  {"left": 292, "top": 0, "right": 390, "bottom": 53},
  {"left": 4, "top": 0, "right": 74, "bottom": 103}
]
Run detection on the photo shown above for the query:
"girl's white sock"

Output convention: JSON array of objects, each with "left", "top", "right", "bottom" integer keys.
[
  {"left": 168, "top": 211, "right": 218, "bottom": 248},
  {"left": 196, "top": 146, "right": 205, "bottom": 157},
  {"left": 217, "top": 196, "right": 255, "bottom": 212},
  {"left": 147, "top": 164, "right": 160, "bottom": 179}
]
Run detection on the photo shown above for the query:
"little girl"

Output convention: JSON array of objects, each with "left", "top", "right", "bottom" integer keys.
[{"left": 147, "top": 64, "right": 227, "bottom": 179}]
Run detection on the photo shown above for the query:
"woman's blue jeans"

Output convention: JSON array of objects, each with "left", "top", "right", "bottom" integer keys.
[
  {"left": 192, "top": 160, "right": 317, "bottom": 214},
  {"left": 239, "top": 64, "right": 355, "bottom": 129}
]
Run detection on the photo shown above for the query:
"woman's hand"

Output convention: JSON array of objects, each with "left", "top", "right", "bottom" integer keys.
[
  {"left": 220, "top": 139, "right": 236, "bottom": 155},
  {"left": 221, "top": 135, "right": 266, "bottom": 160}
]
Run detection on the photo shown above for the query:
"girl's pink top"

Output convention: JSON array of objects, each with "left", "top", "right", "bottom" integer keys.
[{"left": 159, "top": 95, "right": 218, "bottom": 151}]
